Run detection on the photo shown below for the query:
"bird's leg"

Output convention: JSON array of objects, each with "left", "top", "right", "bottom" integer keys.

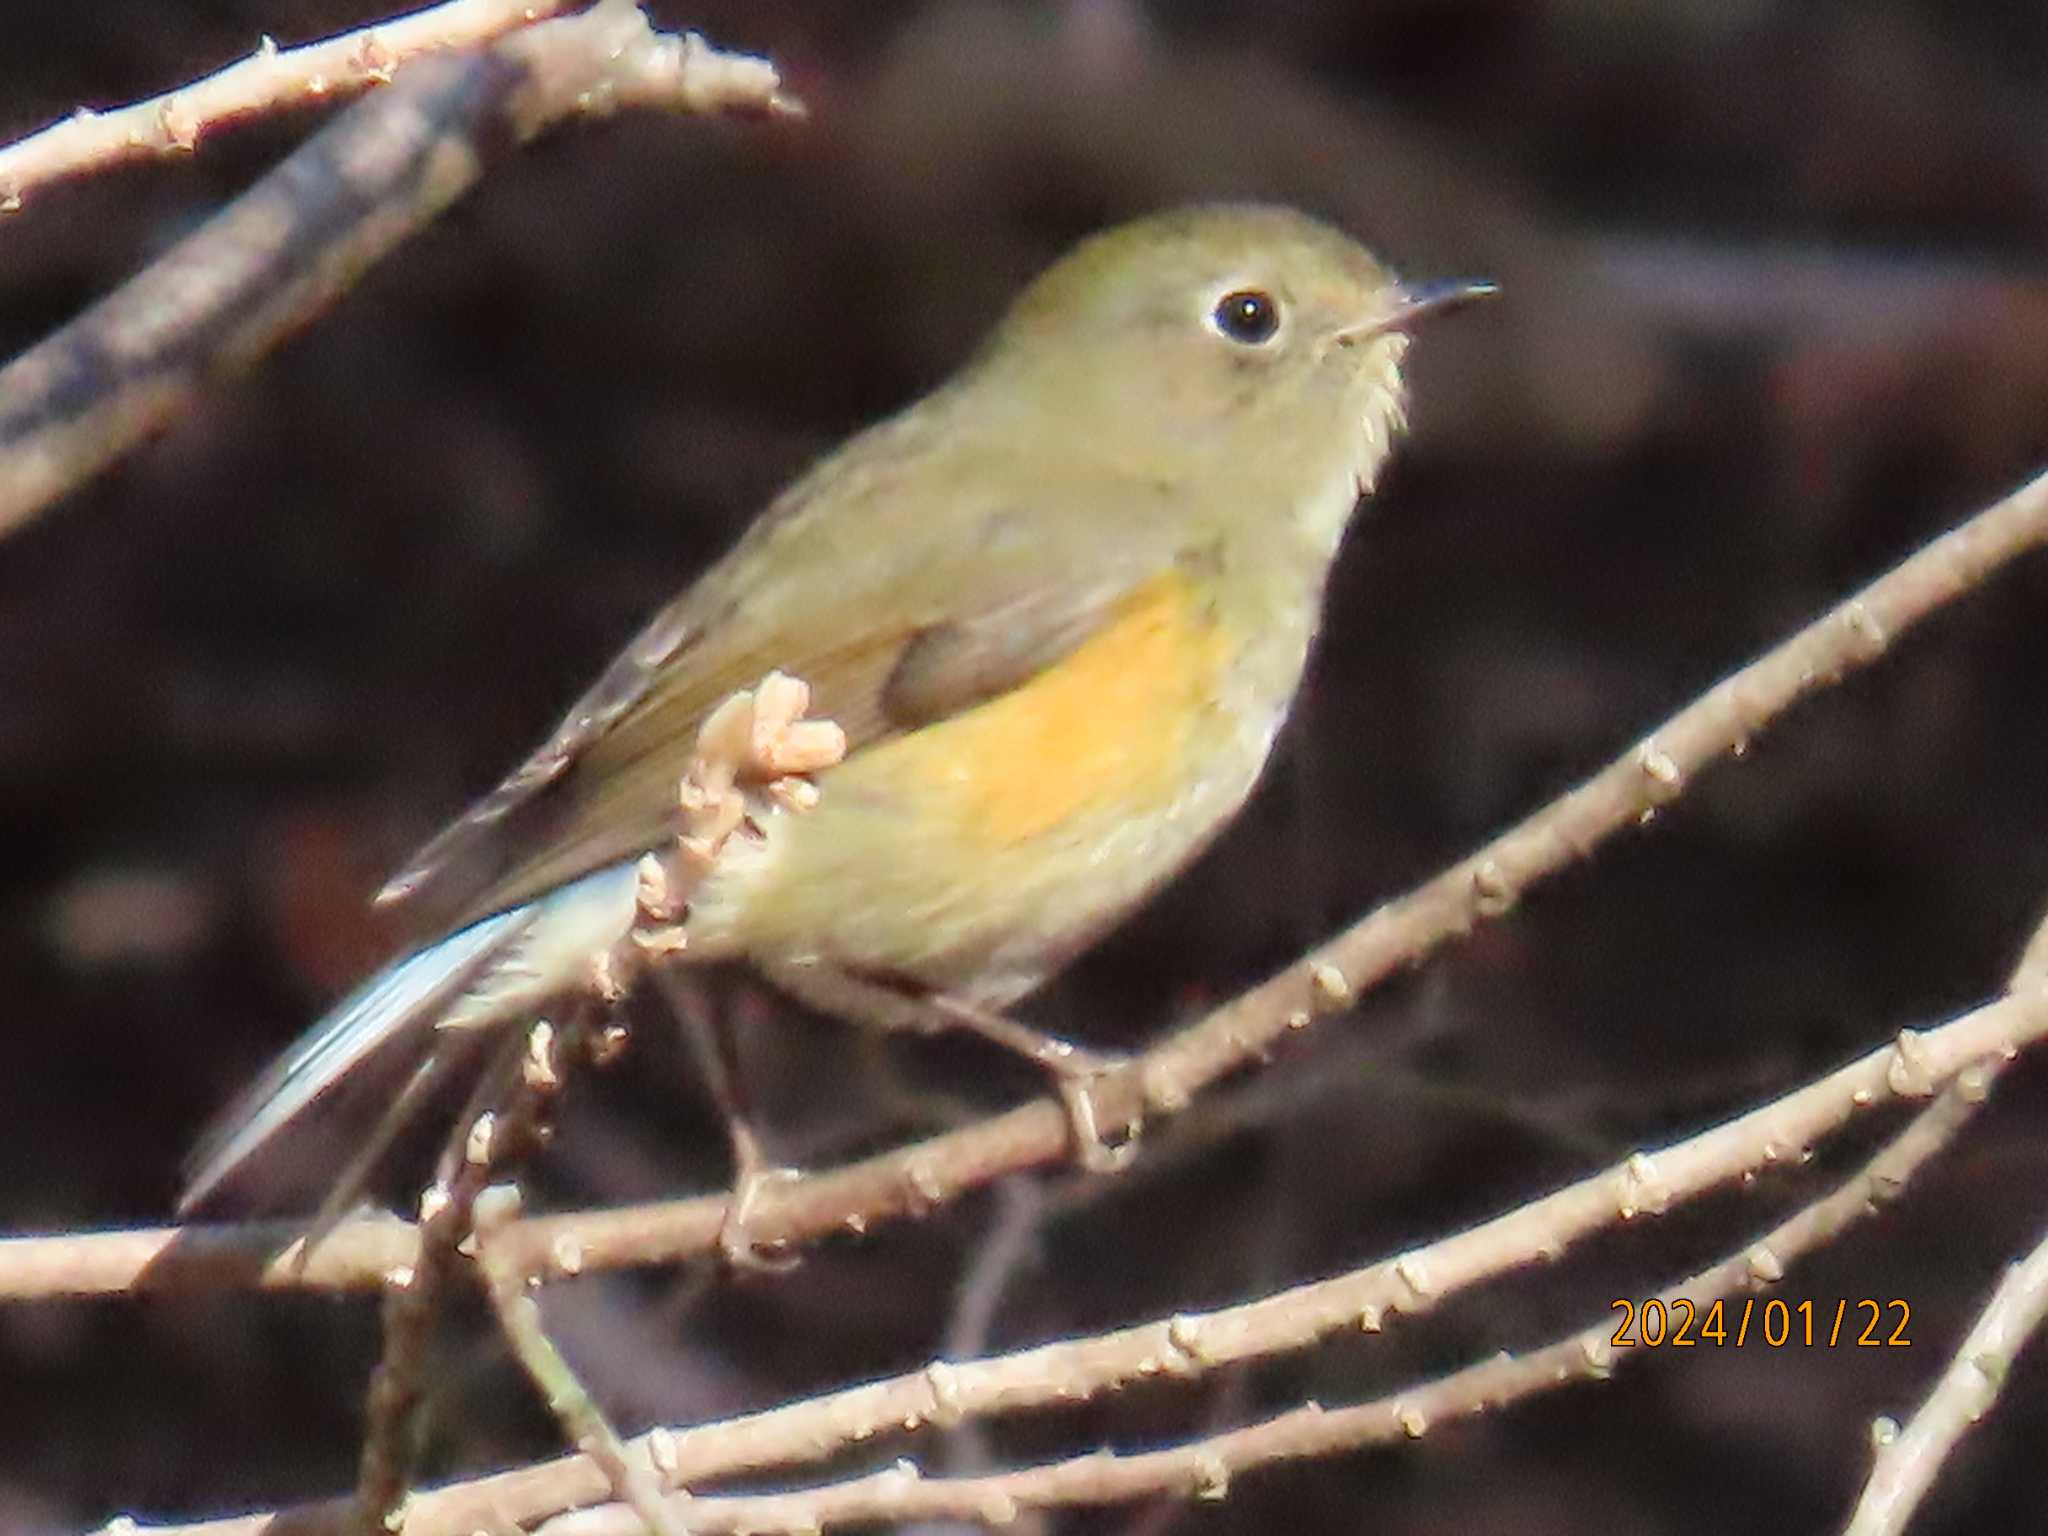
[
  {"left": 603, "top": 672, "right": 844, "bottom": 1273},
  {"left": 654, "top": 969, "right": 799, "bottom": 1272},
  {"left": 924, "top": 994, "right": 1139, "bottom": 1174}
]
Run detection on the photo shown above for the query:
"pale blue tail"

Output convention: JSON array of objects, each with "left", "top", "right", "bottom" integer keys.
[{"left": 180, "top": 861, "right": 639, "bottom": 1212}]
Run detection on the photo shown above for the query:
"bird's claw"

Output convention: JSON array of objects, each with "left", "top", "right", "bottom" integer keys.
[
  {"left": 717, "top": 1160, "right": 803, "bottom": 1274},
  {"left": 1052, "top": 1050, "right": 1139, "bottom": 1174}
]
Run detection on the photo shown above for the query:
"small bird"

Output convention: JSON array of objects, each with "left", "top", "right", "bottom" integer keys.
[{"left": 181, "top": 204, "right": 1491, "bottom": 1213}]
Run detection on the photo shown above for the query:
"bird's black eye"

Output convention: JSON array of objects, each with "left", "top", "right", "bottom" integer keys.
[{"left": 1212, "top": 289, "right": 1280, "bottom": 345}]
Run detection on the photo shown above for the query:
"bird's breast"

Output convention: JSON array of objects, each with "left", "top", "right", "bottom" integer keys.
[{"left": 683, "top": 557, "right": 1314, "bottom": 992}]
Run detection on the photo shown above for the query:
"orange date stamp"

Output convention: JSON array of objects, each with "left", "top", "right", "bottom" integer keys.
[{"left": 1609, "top": 1297, "right": 1911, "bottom": 1348}]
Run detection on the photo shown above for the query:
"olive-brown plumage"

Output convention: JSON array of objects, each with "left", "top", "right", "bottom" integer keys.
[{"left": 184, "top": 204, "right": 1490, "bottom": 1209}]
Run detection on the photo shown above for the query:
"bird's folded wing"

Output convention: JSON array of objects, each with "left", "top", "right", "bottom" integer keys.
[{"left": 375, "top": 458, "right": 1190, "bottom": 939}]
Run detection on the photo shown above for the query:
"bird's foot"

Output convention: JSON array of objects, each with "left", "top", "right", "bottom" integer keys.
[
  {"left": 716, "top": 1119, "right": 803, "bottom": 1274},
  {"left": 926, "top": 995, "right": 1140, "bottom": 1174}
]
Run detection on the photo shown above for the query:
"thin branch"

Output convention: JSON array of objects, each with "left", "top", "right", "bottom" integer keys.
[
  {"left": 1843, "top": 1224, "right": 2048, "bottom": 1536},
  {"left": 11, "top": 461, "right": 2048, "bottom": 1305},
  {"left": 391, "top": 1008, "right": 2043, "bottom": 1535},
  {"left": 105, "top": 970, "right": 2038, "bottom": 1536},
  {"left": 6, "top": 978, "right": 2014, "bottom": 1308},
  {"left": 354, "top": 1026, "right": 550, "bottom": 1532},
  {"left": 1840, "top": 932, "right": 2048, "bottom": 1536},
  {"left": 353, "top": 673, "right": 843, "bottom": 1530},
  {"left": 930, "top": 1178, "right": 1051, "bottom": 1489},
  {"left": 412, "top": 907, "right": 2048, "bottom": 1529},
  {"left": 1131, "top": 463, "right": 2048, "bottom": 1123},
  {"left": 475, "top": 1185, "right": 686, "bottom": 1536},
  {"left": 0, "top": 0, "right": 572, "bottom": 207},
  {"left": 538, "top": 1062, "right": 2011, "bottom": 1534},
  {"left": 0, "top": 1, "right": 792, "bottom": 543}
]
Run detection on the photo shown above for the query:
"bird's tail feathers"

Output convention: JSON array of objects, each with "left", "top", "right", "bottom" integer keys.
[
  {"left": 180, "top": 860, "right": 645, "bottom": 1215},
  {"left": 178, "top": 908, "right": 529, "bottom": 1215}
]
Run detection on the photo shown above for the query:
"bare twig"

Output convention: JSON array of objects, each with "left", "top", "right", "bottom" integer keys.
[
  {"left": 533, "top": 1065, "right": 2012, "bottom": 1534},
  {"left": 12, "top": 974, "right": 2017, "bottom": 1312},
  {"left": 475, "top": 1185, "right": 686, "bottom": 1536},
  {"left": 354, "top": 1025, "right": 552, "bottom": 1532},
  {"left": 1840, "top": 932, "right": 2048, "bottom": 1536},
  {"left": 1843, "top": 1225, "right": 2048, "bottom": 1536},
  {"left": 0, "top": 2, "right": 791, "bottom": 542},
  {"left": 97, "top": 965, "right": 2038, "bottom": 1536},
  {"left": 403, "top": 1010, "right": 2042, "bottom": 1535},
  {"left": 13, "top": 461, "right": 2046, "bottom": 1306},
  {"left": 0, "top": 0, "right": 571, "bottom": 207},
  {"left": 1130, "top": 463, "right": 2048, "bottom": 1123},
  {"left": 353, "top": 672, "right": 842, "bottom": 1530}
]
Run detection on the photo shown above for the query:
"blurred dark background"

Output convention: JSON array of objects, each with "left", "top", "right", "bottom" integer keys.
[{"left": 4, "top": 1, "right": 2048, "bottom": 1531}]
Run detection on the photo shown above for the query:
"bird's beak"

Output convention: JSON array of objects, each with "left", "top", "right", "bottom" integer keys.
[{"left": 1338, "top": 277, "right": 1498, "bottom": 343}]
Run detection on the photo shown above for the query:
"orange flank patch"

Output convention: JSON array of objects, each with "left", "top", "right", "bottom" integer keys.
[{"left": 900, "top": 572, "right": 1224, "bottom": 847}]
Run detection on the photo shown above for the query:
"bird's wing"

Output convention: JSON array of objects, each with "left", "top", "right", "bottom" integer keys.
[{"left": 377, "top": 428, "right": 1190, "bottom": 936}]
